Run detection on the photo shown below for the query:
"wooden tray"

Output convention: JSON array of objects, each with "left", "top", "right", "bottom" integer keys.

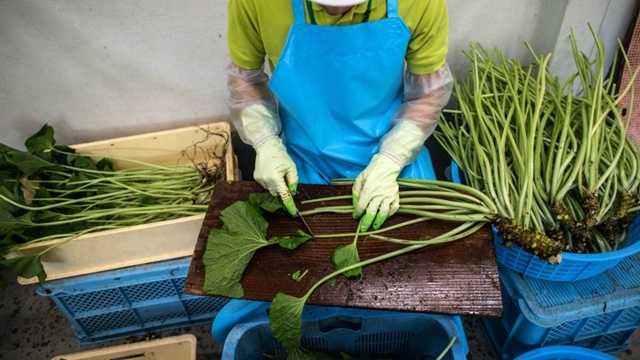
[
  {"left": 12, "top": 121, "right": 235, "bottom": 284},
  {"left": 185, "top": 181, "right": 503, "bottom": 317}
]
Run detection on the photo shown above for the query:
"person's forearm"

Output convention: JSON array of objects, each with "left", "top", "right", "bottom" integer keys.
[
  {"left": 381, "top": 63, "right": 454, "bottom": 165},
  {"left": 227, "top": 58, "right": 274, "bottom": 104},
  {"left": 397, "top": 62, "right": 453, "bottom": 134},
  {"left": 227, "top": 59, "right": 281, "bottom": 147}
]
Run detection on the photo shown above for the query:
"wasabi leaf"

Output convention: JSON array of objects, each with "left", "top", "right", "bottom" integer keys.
[
  {"left": 269, "top": 292, "right": 307, "bottom": 351},
  {"left": 0, "top": 232, "right": 24, "bottom": 247},
  {"left": 68, "top": 153, "right": 98, "bottom": 171},
  {"left": 249, "top": 192, "right": 285, "bottom": 213},
  {"left": 286, "top": 348, "right": 346, "bottom": 360},
  {"left": 0, "top": 208, "right": 33, "bottom": 234},
  {"left": 266, "top": 348, "right": 363, "bottom": 360},
  {"left": 24, "top": 123, "right": 55, "bottom": 153},
  {"left": 291, "top": 269, "right": 308, "bottom": 282},
  {"left": 5, "top": 150, "right": 56, "bottom": 177},
  {"left": 203, "top": 199, "right": 315, "bottom": 298},
  {"left": 0, "top": 163, "right": 21, "bottom": 196},
  {"left": 0, "top": 185, "right": 25, "bottom": 214},
  {"left": 203, "top": 229, "right": 271, "bottom": 297},
  {"left": 273, "top": 230, "right": 313, "bottom": 249},
  {"left": 50, "top": 145, "right": 76, "bottom": 166},
  {"left": 221, "top": 200, "right": 268, "bottom": 235},
  {"left": 0, "top": 255, "right": 46, "bottom": 284},
  {"left": 203, "top": 201, "right": 273, "bottom": 297},
  {"left": 96, "top": 157, "right": 115, "bottom": 171},
  {"left": 332, "top": 243, "right": 363, "bottom": 280}
]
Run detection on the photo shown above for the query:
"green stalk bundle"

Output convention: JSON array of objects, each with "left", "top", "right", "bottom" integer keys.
[
  {"left": 434, "top": 25, "right": 640, "bottom": 260},
  {"left": 0, "top": 124, "right": 229, "bottom": 285}
]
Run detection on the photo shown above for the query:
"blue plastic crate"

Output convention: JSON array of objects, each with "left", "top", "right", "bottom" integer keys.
[
  {"left": 36, "top": 257, "right": 230, "bottom": 344},
  {"left": 492, "top": 217, "right": 640, "bottom": 282},
  {"left": 514, "top": 345, "right": 619, "bottom": 360},
  {"left": 479, "top": 253, "right": 640, "bottom": 359},
  {"left": 450, "top": 161, "right": 640, "bottom": 281},
  {"left": 222, "top": 308, "right": 468, "bottom": 360}
]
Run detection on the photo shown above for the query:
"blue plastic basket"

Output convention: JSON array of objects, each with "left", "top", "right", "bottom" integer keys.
[
  {"left": 222, "top": 308, "right": 468, "bottom": 360},
  {"left": 36, "top": 257, "right": 230, "bottom": 344},
  {"left": 479, "top": 252, "right": 640, "bottom": 359},
  {"left": 514, "top": 346, "right": 619, "bottom": 360},
  {"left": 492, "top": 221, "right": 640, "bottom": 281},
  {"left": 450, "top": 161, "right": 640, "bottom": 281}
]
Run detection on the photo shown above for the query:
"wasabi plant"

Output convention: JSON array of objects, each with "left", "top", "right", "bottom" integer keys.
[{"left": 0, "top": 123, "right": 229, "bottom": 287}]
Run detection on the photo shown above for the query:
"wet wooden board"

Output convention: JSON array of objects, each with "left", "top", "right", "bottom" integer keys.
[{"left": 185, "top": 180, "right": 503, "bottom": 317}]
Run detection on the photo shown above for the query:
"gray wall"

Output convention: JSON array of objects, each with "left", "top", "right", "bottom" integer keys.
[{"left": 1, "top": 0, "right": 638, "bottom": 150}]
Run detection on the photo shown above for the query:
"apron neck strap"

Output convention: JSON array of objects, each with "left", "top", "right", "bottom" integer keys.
[
  {"left": 297, "top": 0, "right": 377, "bottom": 25},
  {"left": 387, "top": 0, "right": 398, "bottom": 18},
  {"left": 293, "top": 0, "right": 307, "bottom": 25}
]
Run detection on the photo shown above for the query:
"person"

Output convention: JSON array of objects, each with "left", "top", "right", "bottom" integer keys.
[
  {"left": 228, "top": 0, "right": 453, "bottom": 232},
  {"left": 214, "top": 0, "right": 454, "bottom": 343}
]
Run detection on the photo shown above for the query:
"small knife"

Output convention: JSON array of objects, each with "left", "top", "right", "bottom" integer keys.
[
  {"left": 297, "top": 209, "right": 315, "bottom": 237},
  {"left": 296, "top": 185, "right": 315, "bottom": 237}
]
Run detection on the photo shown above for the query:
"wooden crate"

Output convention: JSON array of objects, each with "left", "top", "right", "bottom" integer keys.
[
  {"left": 51, "top": 334, "right": 197, "bottom": 360},
  {"left": 10, "top": 121, "right": 235, "bottom": 284}
]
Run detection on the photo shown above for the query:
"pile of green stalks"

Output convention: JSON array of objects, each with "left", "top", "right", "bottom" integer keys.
[
  {"left": 434, "top": 26, "right": 640, "bottom": 263},
  {"left": 0, "top": 124, "right": 229, "bottom": 286}
]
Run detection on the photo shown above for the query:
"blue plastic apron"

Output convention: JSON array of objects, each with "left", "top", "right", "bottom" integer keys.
[
  {"left": 213, "top": 0, "right": 435, "bottom": 343},
  {"left": 269, "top": 0, "right": 435, "bottom": 184}
]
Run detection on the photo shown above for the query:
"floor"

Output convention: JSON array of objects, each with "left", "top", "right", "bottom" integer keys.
[
  {"left": 0, "top": 269, "right": 637, "bottom": 359},
  {"left": 1, "top": 137, "right": 638, "bottom": 359}
]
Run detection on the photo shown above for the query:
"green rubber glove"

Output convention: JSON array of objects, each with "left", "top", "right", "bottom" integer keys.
[
  {"left": 352, "top": 153, "right": 402, "bottom": 232},
  {"left": 254, "top": 137, "right": 299, "bottom": 215}
]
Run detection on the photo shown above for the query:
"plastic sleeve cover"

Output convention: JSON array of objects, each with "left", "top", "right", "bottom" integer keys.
[
  {"left": 227, "top": 59, "right": 281, "bottom": 148},
  {"left": 393, "top": 62, "right": 453, "bottom": 136},
  {"left": 382, "top": 63, "right": 454, "bottom": 166}
]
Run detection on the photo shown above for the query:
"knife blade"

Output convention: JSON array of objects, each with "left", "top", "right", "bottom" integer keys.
[
  {"left": 297, "top": 209, "right": 315, "bottom": 237},
  {"left": 296, "top": 185, "right": 315, "bottom": 237}
]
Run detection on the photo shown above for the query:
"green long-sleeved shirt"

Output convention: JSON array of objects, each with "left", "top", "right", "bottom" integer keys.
[{"left": 227, "top": 0, "right": 449, "bottom": 75}]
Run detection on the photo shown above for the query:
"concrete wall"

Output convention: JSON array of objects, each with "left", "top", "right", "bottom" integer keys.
[{"left": 1, "top": 0, "right": 638, "bottom": 150}]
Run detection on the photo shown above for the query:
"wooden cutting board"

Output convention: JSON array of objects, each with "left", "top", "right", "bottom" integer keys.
[{"left": 185, "top": 180, "right": 503, "bottom": 317}]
